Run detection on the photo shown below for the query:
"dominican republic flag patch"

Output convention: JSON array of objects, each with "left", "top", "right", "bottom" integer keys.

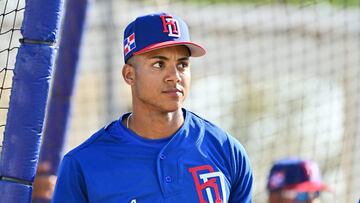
[{"left": 124, "top": 33, "right": 136, "bottom": 56}]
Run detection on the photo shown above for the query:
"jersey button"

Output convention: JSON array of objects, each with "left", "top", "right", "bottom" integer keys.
[
  {"left": 165, "top": 176, "right": 172, "bottom": 183},
  {"left": 160, "top": 154, "right": 166, "bottom": 160}
]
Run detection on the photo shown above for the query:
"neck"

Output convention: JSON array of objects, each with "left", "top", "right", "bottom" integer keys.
[{"left": 126, "top": 108, "right": 184, "bottom": 139}]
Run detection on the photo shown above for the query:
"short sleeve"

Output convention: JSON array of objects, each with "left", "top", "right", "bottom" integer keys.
[
  {"left": 227, "top": 135, "right": 253, "bottom": 203},
  {"left": 52, "top": 155, "right": 88, "bottom": 203}
]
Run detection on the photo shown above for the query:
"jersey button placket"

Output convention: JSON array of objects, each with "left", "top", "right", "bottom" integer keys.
[
  {"left": 160, "top": 154, "right": 171, "bottom": 183},
  {"left": 165, "top": 176, "right": 172, "bottom": 183},
  {"left": 160, "top": 154, "right": 166, "bottom": 160}
]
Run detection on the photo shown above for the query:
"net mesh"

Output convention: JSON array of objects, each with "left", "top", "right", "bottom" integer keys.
[
  {"left": 48, "top": 0, "right": 360, "bottom": 202},
  {"left": 0, "top": 0, "right": 25, "bottom": 151}
]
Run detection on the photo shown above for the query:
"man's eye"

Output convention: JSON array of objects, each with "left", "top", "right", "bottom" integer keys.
[
  {"left": 178, "top": 62, "right": 189, "bottom": 69},
  {"left": 153, "top": 62, "right": 164, "bottom": 69}
]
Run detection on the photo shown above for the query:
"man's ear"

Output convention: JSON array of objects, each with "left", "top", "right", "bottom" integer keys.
[{"left": 122, "top": 63, "right": 135, "bottom": 85}]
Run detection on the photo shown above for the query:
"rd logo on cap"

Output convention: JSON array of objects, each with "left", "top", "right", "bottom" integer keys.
[{"left": 160, "top": 15, "right": 181, "bottom": 38}]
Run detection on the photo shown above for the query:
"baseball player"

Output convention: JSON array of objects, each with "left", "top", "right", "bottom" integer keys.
[
  {"left": 52, "top": 12, "right": 253, "bottom": 203},
  {"left": 267, "top": 157, "right": 330, "bottom": 203}
]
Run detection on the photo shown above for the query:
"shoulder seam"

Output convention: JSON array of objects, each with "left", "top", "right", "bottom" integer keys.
[{"left": 66, "top": 128, "right": 106, "bottom": 157}]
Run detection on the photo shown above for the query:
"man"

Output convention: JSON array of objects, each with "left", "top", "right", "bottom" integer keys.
[
  {"left": 267, "top": 157, "right": 330, "bottom": 203},
  {"left": 52, "top": 12, "right": 252, "bottom": 203}
]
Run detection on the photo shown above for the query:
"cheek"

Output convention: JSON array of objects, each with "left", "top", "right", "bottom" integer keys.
[
  {"left": 135, "top": 75, "right": 161, "bottom": 97},
  {"left": 135, "top": 70, "right": 155, "bottom": 87},
  {"left": 181, "top": 72, "right": 191, "bottom": 86},
  {"left": 181, "top": 74, "right": 191, "bottom": 97}
]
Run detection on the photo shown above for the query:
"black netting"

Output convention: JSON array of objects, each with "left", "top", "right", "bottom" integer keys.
[{"left": 0, "top": 0, "right": 25, "bottom": 150}]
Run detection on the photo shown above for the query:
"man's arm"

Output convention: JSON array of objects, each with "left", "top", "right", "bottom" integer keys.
[
  {"left": 227, "top": 135, "right": 253, "bottom": 203},
  {"left": 52, "top": 155, "right": 88, "bottom": 203}
]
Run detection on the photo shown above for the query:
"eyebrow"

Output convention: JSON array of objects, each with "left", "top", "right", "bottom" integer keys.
[{"left": 150, "top": 55, "right": 190, "bottom": 61}]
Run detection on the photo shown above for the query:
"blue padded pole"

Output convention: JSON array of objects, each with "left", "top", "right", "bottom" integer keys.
[
  {"left": 39, "top": 0, "right": 89, "bottom": 175},
  {"left": 33, "top": 1, "right": 89, "bottom": 202},
  {"left": 0, "top": 0, "right": 63, "bottom": 202}
]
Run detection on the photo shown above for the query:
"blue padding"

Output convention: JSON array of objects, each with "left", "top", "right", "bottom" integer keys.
[
  {"left": 32, "top": 198, "right": 49, "bottom": 203},
  {"left": 0, "top": 180, "right": 32, "bottom": 203},
  {"left": 0, "top": 0, "right": 63, "bottom": 202},
  {"left": 21, "top": 0, "right": 63, "bottom": 42},
  {"left": 39, "top": 0, "right": 89, "bottom": 176},
  {"left": 0, "top": 44, "right": 56, "bottom": 182}
]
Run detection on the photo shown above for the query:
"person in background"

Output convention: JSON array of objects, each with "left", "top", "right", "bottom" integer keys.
[
  {"left": 32, "top": 162, "right": 57, "bottom": 200},
  {"left": 267, "top": 157, "right": 330, "bottom": 203}
]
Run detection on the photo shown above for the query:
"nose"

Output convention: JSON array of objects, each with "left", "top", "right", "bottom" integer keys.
[{"left": 165, "top": 65, "right": 181, "bottom": 84}]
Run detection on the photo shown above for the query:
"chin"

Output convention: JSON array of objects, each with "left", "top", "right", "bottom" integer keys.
[{"left": 161, "top": 103, "right": 182, "bottom": 113}]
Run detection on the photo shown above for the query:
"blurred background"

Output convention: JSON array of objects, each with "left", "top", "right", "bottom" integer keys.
[{"left": 1, "top": 0, "right": 359, "bottom": 202}]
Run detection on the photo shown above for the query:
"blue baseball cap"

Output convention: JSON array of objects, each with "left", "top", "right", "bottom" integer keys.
[
  {"left": 267, "top": 158, "right": 329, "bottom": 192},
  {"left": 123, "top": 12, "right": 206, "bottom": 63}
]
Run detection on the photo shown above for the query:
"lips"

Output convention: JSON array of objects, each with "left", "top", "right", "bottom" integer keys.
[{"left": 162, "top": 88, "right": 183, "bottom": 96}]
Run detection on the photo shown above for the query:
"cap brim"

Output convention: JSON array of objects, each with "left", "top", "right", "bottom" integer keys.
[
  {"left": 133, "top": 41, "right": 206, "bottom": 57},
  {"left": 286, "top": 181, "right": 331, "bottom": 192}
]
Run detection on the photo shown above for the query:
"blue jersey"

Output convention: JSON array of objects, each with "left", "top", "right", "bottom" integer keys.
[{"left": 52, "top": 109, "right": 253, "bottom": 203}]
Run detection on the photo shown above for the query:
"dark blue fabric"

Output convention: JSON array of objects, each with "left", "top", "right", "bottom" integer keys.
[
  {"left": 52, "top": 109, "right": 253, "bottom": 203},
  {"left": 124, "top": 12, "right": 191, "bottom": 62}
]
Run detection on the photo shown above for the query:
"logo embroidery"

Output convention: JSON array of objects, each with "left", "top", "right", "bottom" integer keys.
[
  {"left": 160, "top": 15, "right": 181, "bottom": 37},
  {"left": 269, "top": 171, "right": 285, "bottom": 189},
  {"left": 124, "top": 33, "right": 136, "bottom": 55},
  {"left": 189, "top": 165, "right": 227, "bottom": 203}
]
